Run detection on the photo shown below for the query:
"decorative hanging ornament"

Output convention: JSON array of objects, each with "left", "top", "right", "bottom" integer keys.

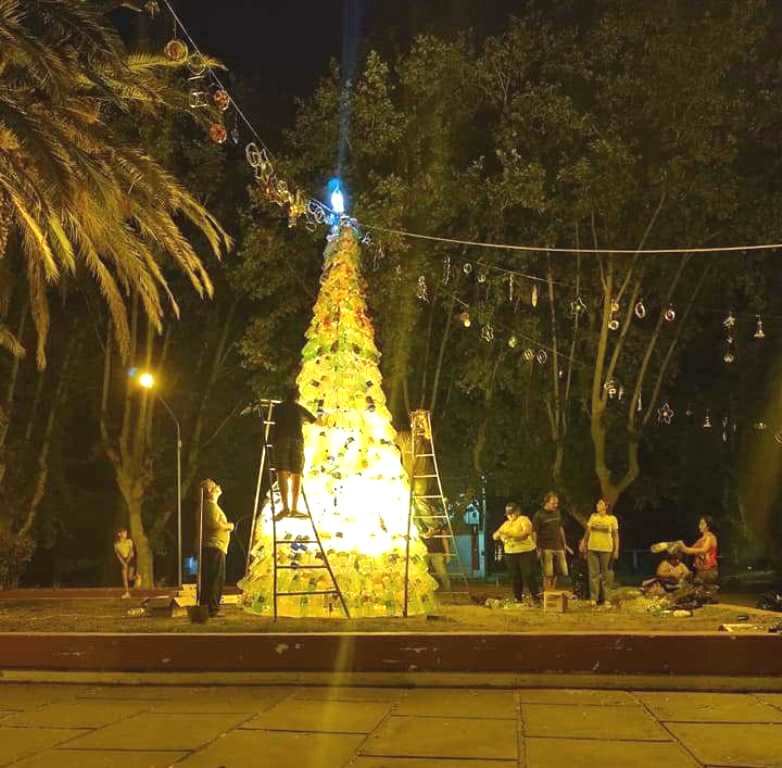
[
  {"left": 723, "top": 346, "right": 735, "bottom": 364},
  {"left": 536, "top": 349, "right": 548, "bottom": 365},
  {"left": 531, "top": 284, "right": 539, "bottom": 308},
  {"left": 523, "top": 348, "right": 535, "bottom": 362},
  {"left": 144, "top": 1, "right": 160, "bottom": 16},
  {"left": 703, "top": 410, "right": 712, "bottom": 429},
  {"left": 481, "top": 323, "right": 495, "bottom": 343},
  {"left": 477, "top": 270, "right": 488, "bottom": 284},
  {"left": 608, "top": 298, "right": 620, "bottom": 330},
  {"left": 657, "top": 402, "right": 675, "bottom": 425},
  {"left": 604, "top": 378, "right": 618, "bottom": 399},
  {"left": 754, "top": 316, "right": 766, "bottom": 339},
  {"left": 753, "top": 421, "right": 768, "bottom": 431},
  {"left": 617, "top": 385, "right": 625, "bottom": 401},
  {"left": 187, "top": 53, "right": 207, "bottom": 77},
  {"left": 208, "top": 123, "right": 228, "bottom": 144},
  {"left": 164, "top": 39, "right": 189, "bottom": 63},
  {"left": 213, "top": 89, "right": 231, "bottom": 112},
  {"left": 608, "top": 318, "right": 620, "bottom": 331},
  {"left": 634, "top": 299, "right": 647, "bottom": 319},
  {"left": 442, "top": 255, "right": 451, "bottom": 285},
  {"left": 722, "top": 417, "right": 729, "bottom": 443},
  {"left": 723, "top": 311, "right": 736, "bottom": 329},
  {"left": 685, "top": 404, "right": 694, "bottom": 418},
  {"left": 664, "top": 304, "right": 676, "bottom": 322},
  {"left": 508, "top": 335, "right": 519, "bottom": 349},
  {"left": 416, "top": 275, "right": 429, "bottom": 302},
  {"left": 457, "top": 310, "right": 471, "bottom": 328},
  {"left": 637, "top": 392, "right": 643, "bottom": 413},
  {"left": 570, "top": 296, "right": 587, "bottom": 317},
  {"left": 463, "top": 262, "right": 473, "bottom": 276},
  {"left": 508, "top": 275, "right": 514, "bottom": 303}
]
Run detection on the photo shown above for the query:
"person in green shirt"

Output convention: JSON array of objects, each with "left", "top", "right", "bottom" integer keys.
[{"left": 198, "top": 478, "right": 234, "bottom": 617}]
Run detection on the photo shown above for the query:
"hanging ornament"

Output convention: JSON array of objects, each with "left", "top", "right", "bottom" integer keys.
[
  {"left": 213, "top": 89, "right": 231, "bottom": 112},
  {"left": 189, "top": 89, "right": 208, "bottom": 109},
  {"left": 723, "top": 346, "right": 735, "bottom": 364},
  {"left": 634, "top": 299, "right": 647, "bottom": 319},
  {"left": 636, "top": 392, "right": 643, "bottom": 413},
  {"left": 457, "top": 310, "right": 471, "bottom": 328},
  {"left": 604, "top": 378, "right": 618, "bottom": 399},
  {"left": 463, "top": 262, "right": 473, "bottom": 276},
  {"left": 608, "top": 298, "right": 620, "bottom": 330},
  {"left": 481, "top": 323, "right": 495, "bottom": 343},
  {"left": 531, "top": 284, "right": 539, "bottom": 308},
  {"left": 608, "top": 318, "right": 620, "bottom": 331},
  {"left": 685, "top": 404, "right": 694, "bottom": 418},
  {"left": 208, "top": 123, "right": 228, "bottom": 144},
  {"left": 164, "top": 39, "right": 188, "bottom": 63},
  {"left": 442, "top": 255, "right": 451, "bottom": 285},
  {"left": 536, "top": 349, "right": 548, "bottom": 365},
  {"left": 657, "top": 402, "right": 675, "bottom": 425},
  {"left": 187, "top": 53, "right": 208, "bottom": 77},
  {"left": 723, "top": 311, "right": 736, "bottom": 329},
  {"left": 508, "top": 335, "right": 519, "bottom": 349},
  {"left": 416, "top": 275, "right": 429, "bottom": 302},
  {"left": 754, "top": 316, "right": 766, "bottom": 339},
  {"left": 570, "top": 296, "right": 587, "bottom": 317},
  {"left": 703, "top": 410, "right": 712, "bottom": 429},
  {"left": 523, "top": 348, "right": 535, "bottom": 362},
  {"left": 617, "top": 385, "right": 625, "bottom": 401},
  {"left": 664, "top": 304, "right": 676, "bottom": 322},
  {"left": 508, "top": 275, "right": 514, "bottom": 303},
  {"left": 611, "top": 299, "right": 620, "bottom": 314},
  {"left": 144, "top": 1, "right": 160, "bottom": 16},
  {"left": 753, "top": 421, "right": 768, "bottom": 431},
  {"left": 722, "top": 416, "right": 729, "bottom": 443},
  {"left": 477, "top": 270, "right": 488, "bottom": 284}
]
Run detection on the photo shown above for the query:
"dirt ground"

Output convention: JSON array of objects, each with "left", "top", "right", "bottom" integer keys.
[{"left": 0, "top": 591, "right": 779, "bottom": 634}]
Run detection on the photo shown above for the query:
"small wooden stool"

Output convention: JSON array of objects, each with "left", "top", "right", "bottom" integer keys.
[{"left": 543, "top": 590, "right": 569, "bottom": 613}]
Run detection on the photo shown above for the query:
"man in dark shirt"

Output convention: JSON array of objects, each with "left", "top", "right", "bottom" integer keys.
[
  {"left": 271, "top": 384, "right": 316, "bottom": 519},
  {"left": 533, "top": 491, "right": 573, "bottom": 590}
]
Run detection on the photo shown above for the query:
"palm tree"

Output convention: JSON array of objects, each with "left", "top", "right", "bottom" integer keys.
[{"left": 0, "top": 0, "right": 232, "bottom": 367}]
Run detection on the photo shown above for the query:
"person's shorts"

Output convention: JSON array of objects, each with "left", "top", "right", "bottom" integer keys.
[
  {"left": 541, "top": 549, "right": 569, "bottom": 578},
  {"left": 274, "top": 439, "right": 305, "bottom": 473}
]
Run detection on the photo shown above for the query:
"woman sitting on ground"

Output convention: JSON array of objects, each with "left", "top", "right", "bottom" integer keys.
[
  {"left": 642, "top": 553, "right": 691, "bottom": 594},
  {"left": 651, "top": 516, "right": 719, "bottom": 586}
]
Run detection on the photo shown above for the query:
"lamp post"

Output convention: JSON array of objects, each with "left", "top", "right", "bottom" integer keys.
[{"left": 135, "top": 370, "right": 183, "bottom": 589}]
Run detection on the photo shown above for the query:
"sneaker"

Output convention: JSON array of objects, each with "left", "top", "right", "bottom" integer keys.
[{"left": 121, "top": 592, "right": 131, "bottom": 599}]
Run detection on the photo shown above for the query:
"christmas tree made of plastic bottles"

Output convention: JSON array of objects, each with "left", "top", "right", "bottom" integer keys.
[{"left": 240, "top": 227, "right": 437, "bottom": 617}]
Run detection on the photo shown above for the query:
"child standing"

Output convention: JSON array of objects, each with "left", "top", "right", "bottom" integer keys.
[{"left": 114, "top": 528, "right": 136, "bottom": 599}]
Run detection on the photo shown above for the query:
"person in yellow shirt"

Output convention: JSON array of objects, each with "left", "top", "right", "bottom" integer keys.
[
  {"left": 585, "top": 498, "right": 620, "bottom": 607},
  {"left": 492, "top": 502, "right": 541, "bottom": 604}
]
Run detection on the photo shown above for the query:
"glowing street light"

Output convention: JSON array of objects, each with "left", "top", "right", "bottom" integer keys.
[{"left": 130, "top": 369, "right": 183, "bottom": 589}]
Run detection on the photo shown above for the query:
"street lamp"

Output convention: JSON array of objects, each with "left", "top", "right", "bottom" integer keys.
[{"left": 132, "top": 369, "right": 183, "bottom": 589}]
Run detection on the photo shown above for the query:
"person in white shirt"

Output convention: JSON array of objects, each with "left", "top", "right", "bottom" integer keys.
[{"left": 492, "top": 502, "right": 541, "bottom": 604}]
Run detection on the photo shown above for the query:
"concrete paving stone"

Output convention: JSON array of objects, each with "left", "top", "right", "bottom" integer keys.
[
  {"left": 393, "top": 689, "right": 517, "bottom": 719},
  {"left": 523, "top": 703, "right": 670, "bottom": 741},
  {"left": 175, "top": 730, "right": 364, "bottom": 768},
  {"left": 16, "top": 749, "right": 187, "bottom": 768},
  {"left": 76, "top": 686, "right": 208, "bottom": 701},
  {"left": 756, "top": 694, "right": 782, "bottom": 713},
  {"left": 63, "top": 712, "right": 248, "bottom": 751},
  {"left": 361, "top": 716, "right": 518, "bottom": 760},
  {"left": 1, "top": 701, "right": 149, "bottom": 729},
  {"left": 525, "top": 737, "right": 700, "bottom": 768},
  {"left": 147, "top": 686, "right": 292, "bottom": 713},
  {"left": 0, "top": 684, "right": 86, "bottom": 711},
  {"left": 637, "top": 692, "right": 782, "bottom": 723},
  {"left": 0, "top": 725, "right": 84, "bottom": 765},
  {"left": 292, "top": 687, "right": 405, "bottom": 703},
  {"left": 667, "top": 722, "right": 782, "bottom": 768},
  {"left": 242, "top": 699, "right": 390, "bottom": 734},
  {"left": 519, "top": 688, "right": 638, "bottom": 706},
  {"left": 350, "top": 759, "right": 514, "bottom": 767}
]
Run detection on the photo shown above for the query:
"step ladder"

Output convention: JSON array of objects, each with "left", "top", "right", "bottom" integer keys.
[
  {"left": 246, "top": 399, "right": 350, "bottom": 620},
  {"left": 403, "top": 409, "right": 471, "bottom": 616}
]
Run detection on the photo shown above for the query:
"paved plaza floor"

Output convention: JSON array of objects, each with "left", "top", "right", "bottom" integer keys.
[{"left": 0, "top": 682, "right": 780, "bottom": 767}]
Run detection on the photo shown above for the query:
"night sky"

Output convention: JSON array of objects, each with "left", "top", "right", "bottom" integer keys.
[{"left": 163, "top": 1, "right": 524, "bottom": 140}]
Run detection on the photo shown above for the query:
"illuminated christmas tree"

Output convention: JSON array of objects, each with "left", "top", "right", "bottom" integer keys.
[{"left": 240, "top": 227, "right": 437, "bottom": 617}]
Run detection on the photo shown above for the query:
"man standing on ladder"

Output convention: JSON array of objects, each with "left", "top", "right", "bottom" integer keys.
[{"left": 272, "top": 384, "right": 317, "bottom": 520}]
